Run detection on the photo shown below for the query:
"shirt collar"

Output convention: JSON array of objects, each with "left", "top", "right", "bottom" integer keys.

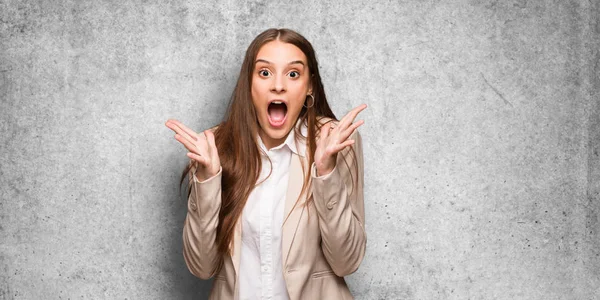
[{"left": 257, "top": 118, "right": 307, "bottom": 157}]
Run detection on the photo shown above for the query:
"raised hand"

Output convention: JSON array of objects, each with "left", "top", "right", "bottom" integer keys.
[
  {"left": 314, "top": 104, "right": 367, "bottom": 177},
  {"left": 165, "top": 119, "right": 221, "bottom": 182}
]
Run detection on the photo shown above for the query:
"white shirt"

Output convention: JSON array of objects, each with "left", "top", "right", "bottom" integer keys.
[{"left": 238, "top": 122, "right": 307, "bottom": 300}]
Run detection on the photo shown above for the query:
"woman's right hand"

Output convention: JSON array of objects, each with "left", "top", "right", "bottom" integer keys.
[{"left": 165, "top": 119, "right": 221, "bottom": 182}]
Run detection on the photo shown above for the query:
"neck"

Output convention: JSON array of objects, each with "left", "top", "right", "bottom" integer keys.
[{"left": 258, "top": 129, "right": 288, "bottom": 151}]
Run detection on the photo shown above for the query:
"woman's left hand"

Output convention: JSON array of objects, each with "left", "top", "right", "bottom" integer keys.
[{"left": 314, "top": 103, "right": 367, "bottom": 177}]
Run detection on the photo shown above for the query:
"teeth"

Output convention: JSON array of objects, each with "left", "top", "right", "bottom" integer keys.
[{"left": 272, "top": 101, "right": 283, "bottom": 104}]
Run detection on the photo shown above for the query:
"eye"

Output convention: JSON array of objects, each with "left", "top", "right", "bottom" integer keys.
[
  {"left": 289, "top": 71, "right": 300, "bottom": 78},
  {"left": 258, "top": 69, "right": 270, "bottom": 77}
]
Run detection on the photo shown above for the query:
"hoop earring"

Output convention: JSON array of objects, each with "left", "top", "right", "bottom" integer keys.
[{"left": 304, "top": 94, "right": 315, "bottom": 108}]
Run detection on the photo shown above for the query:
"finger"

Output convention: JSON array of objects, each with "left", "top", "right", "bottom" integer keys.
[
  {"left": 339, "top": 104, "right": 368, "bottom": 129},
  {"left": 174, "top": 134, "right": 196, "bottom": 153},
  {"left": 175, "top": 133, "right": 206, "bottom": 156},
  {"left": 204, "top": 130, "right": 217, "bottom": 153},
  {"left": 187, "top": 152, "right": 209, "bottom": 168},
  {"left": 165, "top": 120, "right": 184, "bottom": 135},
  {"left": 320, "top": 122, "right": 332, "bottom": 142},
  {"left": 341, "top": 104, "right": 367, "bottom": 127},
  {"left": 167, "top": 119, "right": 199, "bottom": 142},
  {"left": 174, "top": 130, "right": 199, "bottom": 151},
  {"left": 167, "top": 119, "right": 198, "bottom": 139},
  {"left": 340, "top": 119, "right": 364, "bottom": 141},
  {"left": 332, "top": 139, "right": 355, "bottom": 154},
  {"left": 166, "top": 119, "right": 186, "bottom": 134},
  {"left": 168, "top": 124, "right": 196, "bottom": 147}
]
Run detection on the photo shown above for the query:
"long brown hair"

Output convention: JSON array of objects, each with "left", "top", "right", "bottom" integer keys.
[{"left": 180, "top": 28, "right": 344, "bottom": 275}]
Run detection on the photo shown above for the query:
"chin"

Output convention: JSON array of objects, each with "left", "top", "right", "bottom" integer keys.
[{"left": 261, "top": 119, "right": 291, "bottom": 137}]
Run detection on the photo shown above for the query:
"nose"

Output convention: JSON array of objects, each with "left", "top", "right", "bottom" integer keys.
[{"left": 271, "top": 74, "right": 286, "bottom": 93}]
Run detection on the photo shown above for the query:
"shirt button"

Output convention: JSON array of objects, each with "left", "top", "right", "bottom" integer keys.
[
  {"left": 262, "top": 266, "right": 268, "bottom": 272},
  {"left": 190, "top": 202, "right": 197, "bottom": 211}
]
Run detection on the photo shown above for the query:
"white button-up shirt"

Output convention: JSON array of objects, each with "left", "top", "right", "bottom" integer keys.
[{"left": 238, "top": 122, "right": 306, "bottom": 300}]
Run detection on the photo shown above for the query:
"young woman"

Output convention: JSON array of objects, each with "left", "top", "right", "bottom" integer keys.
[{"left": 165, "top": 28, "right": 367, "bottom": 300}]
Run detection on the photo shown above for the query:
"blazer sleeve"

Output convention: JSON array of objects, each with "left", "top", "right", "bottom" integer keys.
[
  {"left": 182, "top": 164, "right": 222, "bottom": 279},
  {"left": 311, "top": 129, "right": 366, "bottom": 277}
]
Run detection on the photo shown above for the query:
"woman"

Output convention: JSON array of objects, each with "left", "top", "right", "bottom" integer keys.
[{"left": 166, "top": 28, "right": 367, "bottom": 300}]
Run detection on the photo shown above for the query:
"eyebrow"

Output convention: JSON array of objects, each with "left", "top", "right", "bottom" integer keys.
[{"left": 255, "top": 59, "right": 306, "bottom": 67}]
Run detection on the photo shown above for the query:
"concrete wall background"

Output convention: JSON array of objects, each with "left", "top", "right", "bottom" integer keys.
[{"left": 1, "top": 0, "right": 598, "bottom": 299}]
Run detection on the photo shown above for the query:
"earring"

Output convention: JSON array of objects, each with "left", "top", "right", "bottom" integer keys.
[{"left": 304, "top": 94, "right": 315, "bottom": 108}]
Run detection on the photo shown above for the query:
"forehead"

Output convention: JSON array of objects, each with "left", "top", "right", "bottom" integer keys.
[{"left": 255, "top": 40, "right": 307, "bottom": 65}]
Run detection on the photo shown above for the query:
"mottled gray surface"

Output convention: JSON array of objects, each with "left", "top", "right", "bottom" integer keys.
[{"left": 1, "top": 0, "right": 598, "bottom": 299}]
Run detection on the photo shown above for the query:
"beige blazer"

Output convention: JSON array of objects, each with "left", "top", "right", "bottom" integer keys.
[{"left": 182, "top": 121, "right": 366, "bottom": 300}]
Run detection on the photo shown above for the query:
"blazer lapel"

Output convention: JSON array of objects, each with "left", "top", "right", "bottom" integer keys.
[{"left": 281, "top": 152, "right": 309, "bottom": 267}]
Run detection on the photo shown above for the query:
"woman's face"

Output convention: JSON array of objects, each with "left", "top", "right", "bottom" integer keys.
[{"left": 251, "top": 40, "right": 312, "bottom": 150}]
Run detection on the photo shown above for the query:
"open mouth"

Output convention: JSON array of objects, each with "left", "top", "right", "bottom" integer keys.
[{"left": 267, "top": 101, "right": 287, "bottom": 127}]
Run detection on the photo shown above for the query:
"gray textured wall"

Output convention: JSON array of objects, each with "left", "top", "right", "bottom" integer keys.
[{"left": 1, "top": 0, "right": 598, "bottom": 299}]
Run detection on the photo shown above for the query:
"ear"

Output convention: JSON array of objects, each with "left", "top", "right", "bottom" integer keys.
[{"left": 308, "top": 76, "right": 313, "bottom": 95}]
